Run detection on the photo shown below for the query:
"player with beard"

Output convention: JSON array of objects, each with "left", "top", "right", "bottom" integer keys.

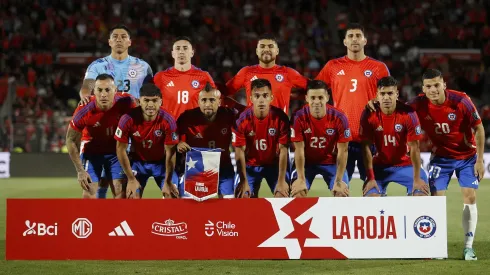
[
  {"left": 115, "top": 84, "right": 179, "bottom": 198},
  {"left": 226, "top": 34, "right": 308, "bottom": 115},
  {"left": 177, "top": 83, "right": 243, "bottom": 198}
]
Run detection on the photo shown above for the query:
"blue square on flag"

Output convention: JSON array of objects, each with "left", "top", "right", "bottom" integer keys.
[{"left": 184, "top": 148, "right": 221, "bottom": 201}]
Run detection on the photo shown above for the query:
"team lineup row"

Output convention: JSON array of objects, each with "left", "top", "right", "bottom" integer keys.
[{"left": 68, "top": 23, "right": 483, "bottom": 260}]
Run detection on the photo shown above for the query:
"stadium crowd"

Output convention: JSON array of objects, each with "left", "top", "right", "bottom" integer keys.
[{"left": 1, "top": 0, "right": 490, "bottom": 152}]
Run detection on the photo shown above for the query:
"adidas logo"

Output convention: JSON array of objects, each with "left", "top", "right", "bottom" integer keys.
[
  {"left": 195, "top": 133, "right": 203, "bottom": 139},
  {"left": 424, "top": 115, "right": 432, "bottom": 121},
  {"left": 93, "top": 122, "right": 101, "bottom": 127},
  {"left": 167, "top": 81, "right": 175, "bottom": 87},
  {"left": 250, "top": 76, "right": 258, "bottom": 81},
  {"left": 466, "top": 232, "right": 474, "bottom": 237},
  {"left": 133, "top": 131, "right": 141, "bottom": 137},
  {"left": 304, "top": 128, "right": 312, "bottom": 134},
  {"left": 375, "top": 126, "right": 383, "bottom": 131},
  {"left": 337, "top": 70, "right": 345, "bottom": 76},
  {"left": 108, "top": 221, "right": 134, "bottom": 237},
  {"left": 248, "top": 131, "right": 255, "bottom": 136}
]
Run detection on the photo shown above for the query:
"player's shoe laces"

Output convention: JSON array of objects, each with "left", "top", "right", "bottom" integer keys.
[{"left": 463, "top": 248, "right": 477, "bottom": 261}]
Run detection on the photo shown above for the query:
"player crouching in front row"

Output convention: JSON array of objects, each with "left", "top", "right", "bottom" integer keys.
[
  {"left": 360, "top": 76, "right": 429, "bottom": 197},
  {"left": 66, "top": 74, "right": 137, "bottom": 198},
  {"left": 290, "top": 80, "right": 351, "bottom": 197},
  {"left": 115, "top": 84, "right": 180, "bottom": 199},
  {"left": 233, "top": 79, "right": 290, "bottom": 198}
]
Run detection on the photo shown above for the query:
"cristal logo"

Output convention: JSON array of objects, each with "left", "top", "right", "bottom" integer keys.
[
  {"left": 204, "top": 220, "right": 238, "bottom": 237},
  {"left": 152, "top": 219, "right": 188, "bottom": 239},
  {"left": 22, "top": 220, "right": 58, "bottom": 236},
  {"left": 195, "top": 182, "right": 208, "bottom": 193}
]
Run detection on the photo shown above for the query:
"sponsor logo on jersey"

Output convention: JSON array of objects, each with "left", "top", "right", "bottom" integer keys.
[
  {"left": 191, "top": 80, "right": 199, "bottom": 88},
  {"left": 250, "top": 76, "right": 258, "bottom": 81},
  {"left": 304, "top": 128, "right": 312, "bottom": 134},
  {"left": 275, "top": 74, "right": 284, "bottom": 82},
  {"left": 337, "top": 70, "right": 345, "bottom": 75},
  {"left": 375, "top": 126, "right": 384, "bottom": 131},
  {"left": 395, "top": 124, "right": 403, "bottom": 132},
  {"left": 448, "top": 113, "right": 456, "bottom": 121},
  {"left": 167, "top": 81, "right": 175, "bottom": 87},
  {"left": 364, "top": 70, "right": 373, "bottom": 77}
]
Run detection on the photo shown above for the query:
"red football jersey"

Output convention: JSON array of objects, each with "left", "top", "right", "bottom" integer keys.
[
  {"left": 409, "top": 89, "right": 482, "bottom": 160},
  {"left": 232, "top": 106, "right": 289, "bottom": 166},
  {"left": 291, "top": 105, "right": 352, "bottom": 165},
  {"left": 69, "top": 94, "right": 136, "bottom": 155},
  {"left": 154, "top": 66, "right": 215, "bottom": 119},
  {"left": 360, "top": 103, "right": 423, "bottom": 166},
  {"left": 315, "top": 56, "right": 390, "bottom": 142},
  {"left": 226, "top": 65, "right": 308, "bottom": 114},
  {"left": 114, "top": 107, "right": 179, "bottom": 161},
  {"left": 177, "top": 107, "right": 239, "bottom": 168}
]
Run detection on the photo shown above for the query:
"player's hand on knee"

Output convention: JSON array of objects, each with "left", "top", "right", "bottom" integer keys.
[
  {"left": 362, "top": 179, "right": 379, "bottom": 196},
  {"left": 177, "top": 142, "right": 191, "bottom": 153},
  {"left": 274, "top": 180, "right": 290, "bottom": 198},
  {"left": 333, "top": 180, "right": 349, "bottom": 197},
  {"left": 235, "top": 180, "right": 250, "bottom": 198},
  {"left": 162, "top": 181, "right": 179, "bottom": 199},
  {"left": 412, "top": 178, "right": 429, "bottom": 196},
  {"left": 79, "top": 96, "right": 91, "bottom": 106},
  {"left": 366, "top": 99, "right": 378, "bottom": 112},
  {"left": 291, "top": 178, "right": 308, "bottom": 198},
  {"left": 126, "top": 178, "right": 141, "bottom": 199},
  {"left": 77, "top": 171, "right": 92, "bottom": 191}
]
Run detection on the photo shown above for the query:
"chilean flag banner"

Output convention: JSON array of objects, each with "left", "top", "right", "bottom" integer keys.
[{"left": 183, "top": 147, "right": 221, "bottom": 201}]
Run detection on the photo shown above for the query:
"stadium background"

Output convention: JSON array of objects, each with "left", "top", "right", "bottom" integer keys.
[{"left": 1, "top": 0, "right": 490, "bottom": 273}]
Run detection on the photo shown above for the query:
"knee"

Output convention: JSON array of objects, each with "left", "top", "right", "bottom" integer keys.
[
  {"left": 464, "top": 190, "right": 476, "bottom": 204},
  {"left": 83, "top": 190, "right": 96, "bottom": 199}
]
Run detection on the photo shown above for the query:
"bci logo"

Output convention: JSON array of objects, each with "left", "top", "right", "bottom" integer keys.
[{"left": 23, "top": 220, "right": 58, "bottom": 236}]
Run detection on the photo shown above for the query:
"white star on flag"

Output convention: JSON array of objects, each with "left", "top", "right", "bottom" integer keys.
[{"left": 187, "top": 157, "right": 197, "bottom": 171}]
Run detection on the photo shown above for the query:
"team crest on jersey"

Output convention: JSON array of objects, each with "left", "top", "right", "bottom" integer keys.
[
  {"left": 275, "top": 74, "right": 284, "bottom": 82},
  {"left": 154, "top": 130, "right": 162, "bottom": 137},
  {"left": 415, "top": 125, "right": 422, "bottom": 135},
  {"left": 268, "top": 128, "right": 276, "bottom": 136},
  {"left": 191, "top": 80, "right": 199, "bottom": 88},
  {"left": 448, "top": 113, "right": 456, "bottom": 121},
  {"left": 128, "top": 69, "right": 137, "bottom": 78},
  {"left": 344, "top": 129, "right": 351, "bottom": 138},
  {"left": 364, "top": 70, "right": 373, "bottom": 77},
  {"left": 395, "top": 124, "right": 403, "bottom": 132},
  {"left": 326, "top": 129, "right": 335, "bottom": 135},
  {"left": 171, "top": 132, "right": 178, "bottom": 141},
  {"left": 221, "top": 128, "right": 228, "bottom": 135}
]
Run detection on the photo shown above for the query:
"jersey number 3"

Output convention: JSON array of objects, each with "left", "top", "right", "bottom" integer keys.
[{"left": 349, "top": 79, "right": 357, "bottom": 92}]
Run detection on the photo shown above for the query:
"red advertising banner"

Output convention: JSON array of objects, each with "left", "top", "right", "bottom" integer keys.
[{"left": 6, "top": 197, "right": 447, "bottom": 260}]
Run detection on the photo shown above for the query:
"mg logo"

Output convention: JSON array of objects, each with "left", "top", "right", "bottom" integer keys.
[{"left": 72, "top": 218, "right": 92, "bottom": 239}]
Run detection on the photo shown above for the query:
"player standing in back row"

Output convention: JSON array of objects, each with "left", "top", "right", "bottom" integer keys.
[
  {"left": 226, "top": 34, "right": 308, "bottom": 115},
  {"left": 316, "top": 23, "right": 390, "bottom": 181},
  {"left": 80, "top": 25, "right": 153, "bottom": 198},
  {"left": 409, "top": 69, "right": 485, "bottom": 260},
  {"left": 154, "top": 36, "right": 216, "bottom": 119}
]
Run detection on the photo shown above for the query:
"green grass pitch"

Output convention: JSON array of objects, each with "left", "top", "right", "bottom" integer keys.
[{"left": 1, "top": 178, "right": 489, "bottom": 274}]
